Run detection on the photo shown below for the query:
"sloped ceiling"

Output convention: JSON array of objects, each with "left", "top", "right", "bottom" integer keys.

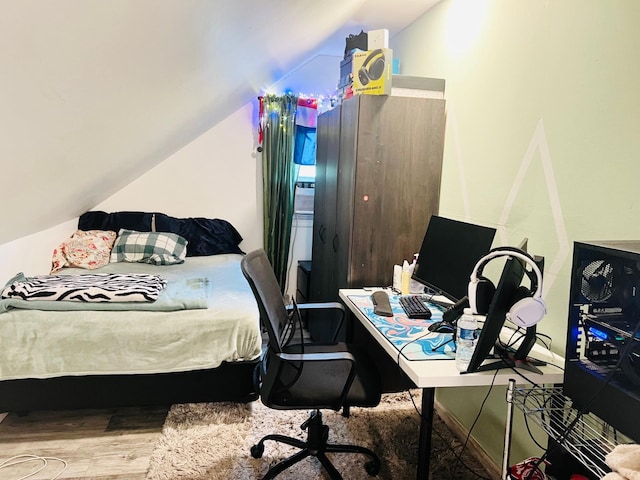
[{"left": 0, "top": 0, "right": 439, "bottom": 246}]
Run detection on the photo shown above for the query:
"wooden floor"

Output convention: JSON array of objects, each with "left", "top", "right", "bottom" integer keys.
[
  {"left": 0, "top": 405, "right": 169, "bottom": 480},
  {"left": 0, "top": 330, "right": 270, "bottom": 479}
]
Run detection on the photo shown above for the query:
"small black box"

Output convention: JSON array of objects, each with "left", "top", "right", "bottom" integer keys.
[{"left": 338, "top": 56, "right": 353, "bottom": 89}]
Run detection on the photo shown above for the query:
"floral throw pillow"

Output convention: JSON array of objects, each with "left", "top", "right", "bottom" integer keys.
[{"left": 51, "top": 230, "right": 117, "bottom": 273}]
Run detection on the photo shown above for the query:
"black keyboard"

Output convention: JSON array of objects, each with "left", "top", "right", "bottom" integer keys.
[{"left": 399, "top": 295, "right": 432, "bottom": 319}]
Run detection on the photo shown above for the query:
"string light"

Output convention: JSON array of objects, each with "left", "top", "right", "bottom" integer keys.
[
  {"left": 294, "top": 93, "right": 338, "bottom": 114},
  {"left": 260, "top": 92, "right": 337, "bottom": 112},
  {"left": 257, "top": 91, "right": 337, "bottom": 151}
]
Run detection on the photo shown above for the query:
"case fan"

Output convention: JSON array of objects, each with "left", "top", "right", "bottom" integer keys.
[{"left": 580, "top": 260, "right": 615, "bottom": 303}]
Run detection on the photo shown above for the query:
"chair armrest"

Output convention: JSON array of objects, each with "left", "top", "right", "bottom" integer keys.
[
  {"left": 279, "top": 351, "right": 355, "bottom": 363},
  {"left": 287, "top": 302, "right": 346, "bottom": 343},
  {"left": 293, "top": 302, "right": 345, "bottom": 312}
]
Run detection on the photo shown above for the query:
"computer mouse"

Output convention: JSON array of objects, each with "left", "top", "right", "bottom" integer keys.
[{"left": 428, "top": 321, "right": 455, "bottom": 334}]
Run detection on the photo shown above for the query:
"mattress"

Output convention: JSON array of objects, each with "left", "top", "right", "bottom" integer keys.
[{"left": 0, "top": 254, "right": 262, "bottom": 381}]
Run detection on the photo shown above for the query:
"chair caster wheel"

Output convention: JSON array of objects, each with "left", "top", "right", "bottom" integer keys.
[
  {"left": 364, "top": 460, "right": 380, "bottom": 476},
  {"left": 250, "top": 444, "right": 264, "bottom": 459}
]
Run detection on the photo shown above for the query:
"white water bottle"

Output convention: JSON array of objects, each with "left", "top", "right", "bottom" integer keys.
[
  {"left": 409, "top": 253, "right": 423, "bottom": 293},
  {"left": 455, "top": 308, "right": 478, "bottom": 372}
]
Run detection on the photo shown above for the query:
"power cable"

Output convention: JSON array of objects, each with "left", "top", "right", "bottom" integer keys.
[{"left": 0, "top": 454, "right": 67, "bottom": 480}]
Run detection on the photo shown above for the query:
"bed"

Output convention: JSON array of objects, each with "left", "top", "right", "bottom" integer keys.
[{"left": 0, "top": 211, "right": 263, "bottom": 412}]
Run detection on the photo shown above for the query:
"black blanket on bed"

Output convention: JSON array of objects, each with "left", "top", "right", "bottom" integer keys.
[{"left": 78, "top": 211, "right": 244, "bottom": 256}]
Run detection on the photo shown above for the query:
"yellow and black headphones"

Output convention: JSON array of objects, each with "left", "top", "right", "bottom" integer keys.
[
  {"left": 468, "top": 247, "right": 546, "bottom": 328},
  {"left": 357, "top": 49, "right": 386, "bottom": 86}
]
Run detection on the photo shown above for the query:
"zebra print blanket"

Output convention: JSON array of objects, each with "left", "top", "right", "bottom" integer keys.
[{"left": 1, "top": 273, "right": 167, "bottom": 303}]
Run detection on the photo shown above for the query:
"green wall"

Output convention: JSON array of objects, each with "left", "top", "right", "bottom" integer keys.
[{"left": 393, "top": 0, "right": 640, "bottom": 467}]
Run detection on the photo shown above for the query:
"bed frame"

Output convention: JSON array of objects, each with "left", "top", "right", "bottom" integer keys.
[
  {"left": 0, "top": 211, "right": 263, "bottom": 413},
  {"left": 0, "top": 360, "right": 259, "bottom": 412}
]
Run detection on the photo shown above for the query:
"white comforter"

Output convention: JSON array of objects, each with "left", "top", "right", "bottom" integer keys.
[{"left": 0, "top": 254, "right": 262, "bottom": 381}]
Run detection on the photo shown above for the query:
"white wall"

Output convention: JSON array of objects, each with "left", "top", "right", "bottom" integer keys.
[
  {"left": 0, "top": 101, "right": 313, "bottom": 299},
  {"left": 0, "top": 1, "right": 370, "bottom": 247},
  {"left": 0, "top": 219, "right": 77, "bottom": 281},
  {"left": 96, "top": 102, "right": 263, "bottom": 253},
  {"left": 0, "top": 49, "right": 338, "bottom": 292},
  {"left": 0, "top": 101, "right": 263, "bottom": 282}
]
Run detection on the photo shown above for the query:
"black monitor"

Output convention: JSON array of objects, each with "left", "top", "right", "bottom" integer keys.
[
  {"left": 465, "top": 249, "right": 546, "bottom": 374},
  {"left": 412, "top": 216, "right": 496, "bottom": 303}
]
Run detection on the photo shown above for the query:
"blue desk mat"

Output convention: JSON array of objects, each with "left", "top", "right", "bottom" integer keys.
[{"left": 348, "top": 294, "right": 455, "bottom": 361}]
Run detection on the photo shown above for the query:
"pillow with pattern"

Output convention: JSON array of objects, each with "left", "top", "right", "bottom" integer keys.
[
  {"left": 51, "top": 230, "right": 118, "bottom": 273},
  {"left": 110, "top": 229, "right": 187, "bottom": 265}
]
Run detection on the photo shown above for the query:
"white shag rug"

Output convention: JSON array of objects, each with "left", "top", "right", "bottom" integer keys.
[{"left": 146, "top": 391, "right": 488, "bottom": 480}]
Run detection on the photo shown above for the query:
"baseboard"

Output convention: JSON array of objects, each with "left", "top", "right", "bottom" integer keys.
[
  {"left": 0, "top": 412, "right": 7, "bottom": 424},
  {"left": 434, "top": 399, "right": 503, "bottom": 480}
]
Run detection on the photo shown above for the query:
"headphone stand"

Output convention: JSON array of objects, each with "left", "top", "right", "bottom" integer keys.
[{"left": 462, "top": 326, "right": 546, "bottom": 375}]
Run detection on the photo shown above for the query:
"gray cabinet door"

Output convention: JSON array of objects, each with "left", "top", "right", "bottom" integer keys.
[
  {"left": 310, "top": 94, "right": 445, "bottom": 341},
  {"left": 348, "top": 95, "right": 445, "bottom": 287},
  {"left": 310, "top": 104, "right": 341, "bottom": 303}
]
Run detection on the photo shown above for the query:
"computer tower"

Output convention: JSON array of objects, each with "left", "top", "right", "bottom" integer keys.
[{"left": 563, "top": 241, "right": 640, "bottom": 442}]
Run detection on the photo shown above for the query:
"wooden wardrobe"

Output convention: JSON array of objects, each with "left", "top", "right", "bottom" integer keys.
[{"left": 309, "top": 94, "right": 446, "bottom": 341}]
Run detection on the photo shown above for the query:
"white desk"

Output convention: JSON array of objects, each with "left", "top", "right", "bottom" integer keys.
[{"left": 339, "top": 288, "right": 564, "bottom": 480}]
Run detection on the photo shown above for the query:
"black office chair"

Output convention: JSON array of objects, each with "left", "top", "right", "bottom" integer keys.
[{"left": 241, "top": 249, "right": 382, "bottom": 480}]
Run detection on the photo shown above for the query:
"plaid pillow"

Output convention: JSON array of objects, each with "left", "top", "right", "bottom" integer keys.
[{"left": 110, "top": 229, "right": 187, "bottom": 265}]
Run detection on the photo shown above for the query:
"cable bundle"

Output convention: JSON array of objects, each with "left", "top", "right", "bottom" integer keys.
[{"left": 0, "top": 454, "right": 67, "bottom": 480}]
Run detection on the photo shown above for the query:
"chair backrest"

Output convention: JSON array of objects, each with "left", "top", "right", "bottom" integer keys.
[
  {"left": 241, "top": 249, "right": 290, "bottom": 354},
  {"left": 242, "top": 249, "right": 380, "bottom": 411}
]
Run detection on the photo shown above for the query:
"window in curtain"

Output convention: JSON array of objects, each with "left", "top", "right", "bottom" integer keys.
[{"left": 293, "top": 97, "right": 318, "bottom": 169}]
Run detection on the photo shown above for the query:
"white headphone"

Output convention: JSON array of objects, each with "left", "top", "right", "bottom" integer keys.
[{"left": 468, "top": 247, "right": 546, "bottom": 328}]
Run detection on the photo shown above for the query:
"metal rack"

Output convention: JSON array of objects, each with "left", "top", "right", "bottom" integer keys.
[{"left": 506, "top": 384, "right": 632, "bottom": 479}]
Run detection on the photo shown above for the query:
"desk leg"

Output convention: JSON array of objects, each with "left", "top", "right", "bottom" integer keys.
[{"left": 417, "top": 387, "right": 435, "bottom": 480}]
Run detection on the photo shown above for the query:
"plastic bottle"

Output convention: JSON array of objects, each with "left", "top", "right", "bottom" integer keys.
[
  {"left": 401, "top": 260, "right": 411, "bottom": 295},
  {"left": 455, "top": 307, "right": 478, "bottom": 372},
  {"left": 393, "top": 264, "right": 402, "bottom": 291},
  {"left": 409, "top": 253, "right": 423, "bottom": 293}
]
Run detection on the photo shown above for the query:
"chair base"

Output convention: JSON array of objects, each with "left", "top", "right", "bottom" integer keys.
[{"left": 250, "top": 409, "right": 380, "bottom": 480}]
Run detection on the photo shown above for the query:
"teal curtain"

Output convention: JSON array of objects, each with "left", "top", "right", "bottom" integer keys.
[{"left": 261, "top": 94, "right": 299, "bottom": 292}]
